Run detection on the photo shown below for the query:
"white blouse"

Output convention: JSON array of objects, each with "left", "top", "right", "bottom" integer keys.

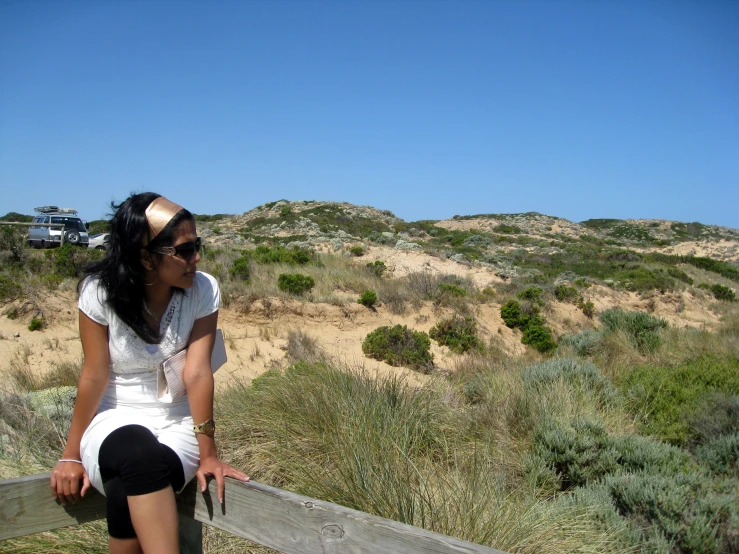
[{"left": 78, "top": 272, "right": 220, "bottom": 376}]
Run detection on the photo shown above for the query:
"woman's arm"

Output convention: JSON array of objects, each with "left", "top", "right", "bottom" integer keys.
[
  {"left": 184, "top": 311, "right": 249, "bottom": 503},
  {"left": 50, "top": 311, "right": 110, "bottom": 505}
]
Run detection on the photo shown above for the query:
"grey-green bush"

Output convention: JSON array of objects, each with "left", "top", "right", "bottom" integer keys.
[
  {"left": 695, "top": 432, "right": 739, "bottom": 476},
  {"left": 559, "top": 330, "right": 603, "bottom": 356},
  {"left": 599, "top": 308, "right": 667, "bottom": 351},
  {"left": 522, "top": 358, "right": 616, "bottom": 404}
]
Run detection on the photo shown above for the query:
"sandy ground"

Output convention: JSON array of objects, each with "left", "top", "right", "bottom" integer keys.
[
  {"left": 638, "top": 240, "right": 739, "bottom": 263},
  {"left": 354, "top": 245, "right": 504, "bottom": 289},
  {"left": 0, "top": 249, "right": 724, "bottom": 389}
]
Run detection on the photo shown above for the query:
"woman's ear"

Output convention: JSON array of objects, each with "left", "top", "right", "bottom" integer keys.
[{"left": 140, "top": 249, "right": 154, "bottom": 271}]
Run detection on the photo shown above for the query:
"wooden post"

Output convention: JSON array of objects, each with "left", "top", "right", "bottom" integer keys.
[{"left": 179, "top": 516, "right": 203, "bottom": 554}]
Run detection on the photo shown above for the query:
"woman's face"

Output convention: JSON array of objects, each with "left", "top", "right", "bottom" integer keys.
[{"left": 152, "top": 218, "right": 201, "bottom": 289}]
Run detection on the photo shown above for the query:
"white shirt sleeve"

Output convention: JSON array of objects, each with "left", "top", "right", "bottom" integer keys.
[
  {"left": 194, "top": 272, "right": 221, "bottom": 319},
  {"left": 78, "top": 277, "right": 109, "bottom": 325}
]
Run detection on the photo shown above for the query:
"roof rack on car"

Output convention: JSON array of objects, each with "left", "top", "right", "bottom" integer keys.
[{"left": 34, "top": 206, "right": 78, "bottom": 215}]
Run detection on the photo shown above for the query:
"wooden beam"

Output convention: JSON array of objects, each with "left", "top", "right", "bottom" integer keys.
[
  {"left": 0, "top": 473, "right": 106, "bottom": 541},
  {"left": 1, "top": 474, "right": 509, "bottom": 554},
  {"left": 179, "top": 479, "right": 508, "bottom": 554}
]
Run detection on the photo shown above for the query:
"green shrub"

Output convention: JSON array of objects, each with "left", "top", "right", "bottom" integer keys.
[
  {"left": 0, "top": 273, "right": 21, "bottom": 301},
  {"left": 277, "top": 273, "right": 315, "bottom": 295},
  {"left": 438, "top": 282, "right": 467, "bottom": 297},
  {"left": 521, "top": 324, "right": 557, "bottom": 353},
  {"left": 709, "top": 284, "right": 736, "bottom": 302},
  {"left": 349, "top": 245, "right": 365, "bottom": 257},
  {"left": 28, "top": 316, "right": 44, "bottom": 331},
  {"left": 0, "top": 225, "right": 27, "bottom": 264},
  {"left": 554, "top": 285, "right": 579, "bottom": 303},
  {"left": 578, "top": 300, "right": 595, "bottom": 318},
  {"left": 204, "top": 247, "right": 222, "bottom": 261},
  {"left": 623, "top": 357, "right": 739, "bottom": 446},
  {"left": 667, "top": 267, "right": 694, "bottom": 285},
  {"left": 685, "top": 256, "right": 739, "bottom": 283},
  {"left": 0, "top": 211, "right": 33, "bottom": 222},
  {"left": 362, "top": 325, "right": 433, "bottom": 372},
  {"left": 501, "top": 299, "right": 557, "bottom": 352},
  {"left": 253, "top": 245, "right": 312, "bottom": 265},
  {"left": 279, "top": 205, "right": 292, "bottom": 217},
  {"left": 365, "top": 260, "right": 386, "bottom": 277},
  {"left": 194, "top": 213, "right": 227, "bottom": 223},
  {"left": 358, "top": 290, "right": 377, "bottom": 308},
  {"left": 52, "top": 242, "right": 86, "bottom": 279},
  {"left": 493, "top": 223, "right": 522, "bottom": 234},
  {"left": 518, "top": 286, "right": 545, "bottom": 306},
  {"left": 230, "top": 255, "right": 251, "bottom": 281},
  {"left": 429, "top": 316, "right": 481, "bottom": 354},
  {"left": 501, "top": 299, "right": 523, "bottom": 328},
  {"left": 599, "top": 308, "right": 667, "bottom": 351}
]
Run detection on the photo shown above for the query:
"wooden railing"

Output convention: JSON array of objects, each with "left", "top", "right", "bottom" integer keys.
[{"left": 0, "top": 473, "right": 508, "bottom": 554}]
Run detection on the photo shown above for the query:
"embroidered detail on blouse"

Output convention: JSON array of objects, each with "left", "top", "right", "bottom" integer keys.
[{"left": 110, "top": 293, "right": 185, "bottom": 374}]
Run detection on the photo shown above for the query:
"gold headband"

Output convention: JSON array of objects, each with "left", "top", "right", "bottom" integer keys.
[{"left": 143, "top": 196, "right": 183, "bottom": 246}]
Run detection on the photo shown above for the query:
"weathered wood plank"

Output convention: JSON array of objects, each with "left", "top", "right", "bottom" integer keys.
[
  {"left": 2, "top": 474, "right": 509, "bottom": 554},
  {"left": 0, "top": 472, "right": 106, "bottom": 541},
  {"left": 178, "top": 479, "right": 508, "bottom": 554}
]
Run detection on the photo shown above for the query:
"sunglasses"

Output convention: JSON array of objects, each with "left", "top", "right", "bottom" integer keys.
[{"left": 153, "top": 237, "right": 202, "bottom": 261}]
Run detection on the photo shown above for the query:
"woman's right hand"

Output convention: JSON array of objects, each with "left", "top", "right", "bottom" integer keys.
[{"left": 50, "top": 461, "right": 91, "bottom": 506}]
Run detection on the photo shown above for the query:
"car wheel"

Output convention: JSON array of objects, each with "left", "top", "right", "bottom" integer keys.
[
  {"left": 65, "top": 230, "right": 80, "bottom": 245},
  {"left": 40, "top": 240, "right": 46, "bottom": 249},
  {"left": 95, "top": 245, "right": 106, "bottom": 251}
]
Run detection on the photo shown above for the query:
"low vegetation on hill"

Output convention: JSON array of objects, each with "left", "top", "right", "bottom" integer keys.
[{"left": 1, "top": 203, "right": 738, "bottom": 553}]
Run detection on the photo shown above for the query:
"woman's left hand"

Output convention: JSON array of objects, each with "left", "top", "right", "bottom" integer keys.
[{"left": 195, "top": 455, "right": 250, "bottom": 504}]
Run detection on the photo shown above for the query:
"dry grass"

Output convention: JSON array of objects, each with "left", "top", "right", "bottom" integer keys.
[
  {"left": 216, "top": 358, "right": 630, "bottom": 553},
  {"left": 592, "top": 302, "right": 739, "bottom": 382},
  {"left": 203, "top": 248, "right": 484, "bottom": 317},
  {"left": 4, "top": 347, "right": 81, "bottom": 393}
]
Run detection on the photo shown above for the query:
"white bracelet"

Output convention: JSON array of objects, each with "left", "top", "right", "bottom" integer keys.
[{"left": 59, "top": 459, "right": 83, "bottom": 464}]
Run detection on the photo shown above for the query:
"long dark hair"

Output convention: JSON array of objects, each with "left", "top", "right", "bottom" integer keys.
[{"left": 80, "top": 192, "right": 194, "bottom": 344}]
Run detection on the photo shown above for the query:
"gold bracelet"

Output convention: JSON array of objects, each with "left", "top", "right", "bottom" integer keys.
[{"left": 193, "top": 419, "right": 215, "bottom": 437}]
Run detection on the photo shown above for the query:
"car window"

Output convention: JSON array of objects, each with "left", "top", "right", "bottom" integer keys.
[{"left": 50, "top": 217, "right": 85, "bottom": 230}]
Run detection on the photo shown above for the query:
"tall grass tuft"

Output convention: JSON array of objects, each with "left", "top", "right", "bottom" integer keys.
[{"left": 216, "top": 361, "right": 628, "bottom": 553}]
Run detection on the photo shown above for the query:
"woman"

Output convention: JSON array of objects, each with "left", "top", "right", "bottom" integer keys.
[{"left": 50, "top": 192, "right": 248, "bottom": 554}]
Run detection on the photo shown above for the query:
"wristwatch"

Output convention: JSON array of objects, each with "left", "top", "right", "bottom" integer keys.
[{"left": 193, "top": 419, "right": 215, "bottom": 437}]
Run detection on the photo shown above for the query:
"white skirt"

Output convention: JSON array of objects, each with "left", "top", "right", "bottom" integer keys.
[{"left": 80, "top": 372, "right": 199, "bottom": 496}]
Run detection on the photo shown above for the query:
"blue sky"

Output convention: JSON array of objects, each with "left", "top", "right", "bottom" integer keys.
[{"left": 1, "top": 1, "right": 737, "bottom": 227}]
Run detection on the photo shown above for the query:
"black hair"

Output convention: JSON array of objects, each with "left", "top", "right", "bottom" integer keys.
[{"left": 80, "top": 192, "right": 194, "bottom": 344}]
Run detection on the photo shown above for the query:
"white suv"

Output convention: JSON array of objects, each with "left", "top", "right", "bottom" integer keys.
[{"left": 28, "top": 206, "right": 90, "bottom": 248}]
